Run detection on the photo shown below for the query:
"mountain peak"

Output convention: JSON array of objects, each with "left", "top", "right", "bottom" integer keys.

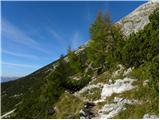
[
  {"left": 149, "top": 0, "right": 159, "bottom": 3},
  {"left": 117, "top": 1, "right": 158, "bottom": 36}
]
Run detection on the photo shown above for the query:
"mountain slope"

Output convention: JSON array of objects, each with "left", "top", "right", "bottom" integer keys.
[
  {"left": 1, "top": 1, "right": 159, "bottom": 119},
  {"left": 1, "top": 59, "right": 59, "bottom": 115},
  {"left": 118, "top": 1, "right": 158, "bottom": 36}
]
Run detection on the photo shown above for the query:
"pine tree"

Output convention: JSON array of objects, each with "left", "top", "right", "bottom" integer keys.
[
  {"left": 104, "top": 10, "right": 112, "bottom": 29},
  {"left": 67, "top": 47, "right": 82, "bottom": 73},
  {"left": 110, "top": 23, "right": 124, "bottom": 62},
  {"left": 87, "top": 10, "right": 113, "bottom": 67}
]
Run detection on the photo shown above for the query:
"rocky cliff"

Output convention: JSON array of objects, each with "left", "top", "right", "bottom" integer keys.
[{"left": 118, "top": 1, "right": 158, "bottom": 36}]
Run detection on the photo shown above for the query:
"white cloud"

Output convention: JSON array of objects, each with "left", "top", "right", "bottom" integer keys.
[
  {"left": 48, "top": 28, "right": 68, "bottom": 51},
  {"left": 2, "top": 50, "right": 39, "bottom": 60},
  {"left": 2, "top": 61, "right": 38, "bottom": 68},
  {"left": 71, "top": 32, "right": 83, "bottom": 50},
  {"left": 2, "top": 18, "right": 50, "bottom": 55},
  {"left": 86, "top": 8, "right": 92, "bottom": 23},
  {"left": 49, "top": 29, "right": 64, "bottom": 42},
  {"left": 49, "top": 28, "right": 67, "bottom": 45}
]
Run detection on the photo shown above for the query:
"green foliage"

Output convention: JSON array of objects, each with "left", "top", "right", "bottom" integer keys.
[
  {"left": 54, "top": 92, "right": 84, "bottom": 119},
  {"left": 87, "top": 10, "right": 112, "bottom": 66},
  {"left": 114, "top": 104, "right": 147, "bottom": 119},
  {"left": 80, "top": 87, "right": 102, "bottom": 101},
  {"left": 64, "top": 75, "right": 91, "bottom": 92},
  {"left": 15, "top": 90, "right": 45, "bottom": 118},
  {"left": 110, "top": 24, "right": 125, "bottom": 61},
  {"left": 1, "top": 59, "right": 59, "bottom": 115},
  {"left": 14, "top": 54, "right": 91, "bottom": 118},
  {"left": 1, "top": 75, "right": 44, "bottom": 116},
  {"left": 91, "top": 70, "right": 112, "bottom": 85},
  {"left": 87, "top": 10, "right": 124, "bottom": 70},
  {"left": 149, "top": 8, "right": 159, "bottom": 30},
  {"left": 14, "top": 56, "right": 69, "bottom": 118},
  {"left": 67, "top": 47, "right": 83, "bottom": 73},
  {"left": 116, "top": 59, "right": 159, "bottom": 118},
  {"left": 115, "top": 10, "right": 159, "bottom": 118},
  {"left": 121, "top": 8, "right": 159, "bottom": 68},
  {"left": 2, "top": 8, "right": 159, "bottom": 119}
]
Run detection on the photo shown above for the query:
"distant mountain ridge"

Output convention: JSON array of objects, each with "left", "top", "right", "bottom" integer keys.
[{"left": 1, "top": 77, "right": 19, "bottom": 83}]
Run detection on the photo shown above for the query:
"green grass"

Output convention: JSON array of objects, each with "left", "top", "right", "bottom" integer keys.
[
  {"left": 130, "top": 64, "right": 150, "bottom": 80},
  {"left": 91, "top": 65, "right": 127, "bottom": 85},
  {"left": 114, "top": 100, "right": 158, "bottom": 119},
  {"left": 113, "top": 62, "right": 159, "bottom": 118},
  {"left": 114, "top": 104, "right": 146, "bottom": 119},
  {"left": 80, "top": 87, "right": 102, "bottom": 101},
  {"left": 91, "top": 70, "right": 112, "bottom": 85},
  {"left": 91, "top": 60, "right": 159, "bottom": 119},
  {"left": 54, "top": 92, "right": 84, "bottom": 119},
  {"left": 112, "top": 70, "right": 125, "bottom": 80},
  {"left": 96, "top": 93, "right": 118, "bottom": 109}
]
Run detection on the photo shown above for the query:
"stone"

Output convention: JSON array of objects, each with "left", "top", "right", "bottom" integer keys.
[
  {"left": 143, "top": 113, "right": 158, "bottom": 119},
  {"left": 117, "top": 1, "right": 158, "bottom": 37}
]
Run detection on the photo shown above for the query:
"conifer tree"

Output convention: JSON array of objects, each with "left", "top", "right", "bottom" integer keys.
[
  {"left": 104, "top": 10, "right": 112, "bottom": 29},
  {"left": 67, "top": 47, "right": 82, "bottom": 73},
  {"left": 87, "top": 10, "right": 112, "bottom": 67}
]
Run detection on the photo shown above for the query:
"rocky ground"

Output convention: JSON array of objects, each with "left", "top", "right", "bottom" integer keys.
[{"left": 73, "top": 64, "right": 158, "bottom": 119}]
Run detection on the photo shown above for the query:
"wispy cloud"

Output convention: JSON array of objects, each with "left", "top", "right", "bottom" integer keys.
[
  {"left": 2, "top": 61, "right": 39, "bottom": 68},
  {"left": 48, "top": 28, "right": 68, "bottom": 50},
  {"left": 49, "top": 29, "right": 64, "bottom": 42},
  {"left": 86, "top": 7, "right": 92, "bottom": 23},
  {"left": 87, "top": 11, "right": 92, "bottom": 23},
  {"left": 84, "top": 4, "right": 93, "bottom": 24},
  {"left": 2, "top": 18, "right": 50, "bottom": 55},
  {"left": 2, "top": 50, "right": 39, "bottom": 60},
  {"left": 71, "top": 31, "right": 83, "bottom": 50}
]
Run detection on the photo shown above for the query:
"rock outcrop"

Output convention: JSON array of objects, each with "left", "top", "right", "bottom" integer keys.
[{"left": 117, "top": 1, "right": 158, "bottom": 36}]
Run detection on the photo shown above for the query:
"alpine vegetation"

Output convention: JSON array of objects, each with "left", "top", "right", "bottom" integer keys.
[{"left": 1, "top": 1, "right": 159, "bottom": 119}]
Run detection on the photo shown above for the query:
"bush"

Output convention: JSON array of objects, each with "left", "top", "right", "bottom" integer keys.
[
  {"left": 63, "top": 75, "right": 91, "bottom": 92},
  {"left": 121, "top": 9, "right": 158, "bottom": 68}
]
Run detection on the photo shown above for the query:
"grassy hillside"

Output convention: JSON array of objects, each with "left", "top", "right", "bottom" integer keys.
[{"left": 1, "top": 59, "right": 59, "bottom": 114}]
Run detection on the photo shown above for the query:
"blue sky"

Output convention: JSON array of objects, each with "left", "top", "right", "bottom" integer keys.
[{"left": 1, "top": 1, "right": 146, "bottom": 77}]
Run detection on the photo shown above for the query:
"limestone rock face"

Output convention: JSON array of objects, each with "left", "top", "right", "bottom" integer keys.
[{"left": 117, "top": 1, "right": 158, "bottom": 36}]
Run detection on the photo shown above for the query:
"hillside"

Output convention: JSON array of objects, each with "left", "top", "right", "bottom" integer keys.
[{"left": 1, "top": 1, "right": 159, "bottom": 119}]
